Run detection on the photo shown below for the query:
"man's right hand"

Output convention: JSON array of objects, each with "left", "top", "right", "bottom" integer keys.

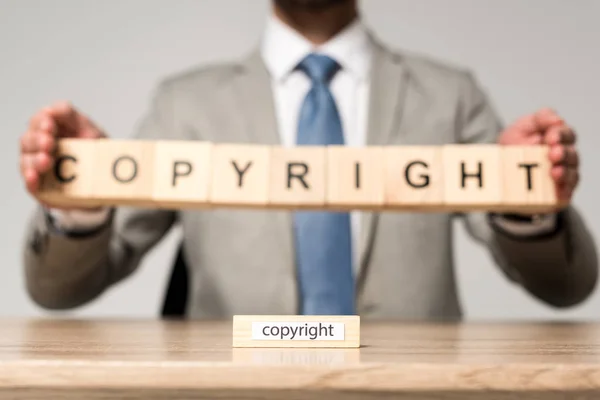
[{"left": 20, "top": 101, "right": 106, "bottom": 208}]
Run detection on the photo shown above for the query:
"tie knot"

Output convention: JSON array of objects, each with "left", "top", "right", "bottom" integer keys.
[{"left": 297, "top": 53, "right": 341, "bottom": 84}]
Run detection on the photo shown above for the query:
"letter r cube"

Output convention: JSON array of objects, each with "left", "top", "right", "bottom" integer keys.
[{"left": 269, "top": 147, "right": 326, "bottom": 208}]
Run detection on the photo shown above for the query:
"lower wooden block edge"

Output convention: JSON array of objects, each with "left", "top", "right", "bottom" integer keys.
[{"left": 231, "top": 342, "right": 360, "bottom": 349}]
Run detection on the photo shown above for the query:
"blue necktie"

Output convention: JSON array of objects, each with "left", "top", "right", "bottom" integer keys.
[{"left": 293, "top": 53, "right": 355, "bottom": 315}]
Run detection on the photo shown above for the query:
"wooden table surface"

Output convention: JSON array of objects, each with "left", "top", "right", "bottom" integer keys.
[{"left": 2, "top": 319, "right": 600, "bottom": 399}]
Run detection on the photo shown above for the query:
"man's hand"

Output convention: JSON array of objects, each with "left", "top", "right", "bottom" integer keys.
[
  {"left": 498, "top": 108, "right": 579, "bottom": 203},
  {"left": 20, "top": 101, "right": 106, "bottom": 208}
]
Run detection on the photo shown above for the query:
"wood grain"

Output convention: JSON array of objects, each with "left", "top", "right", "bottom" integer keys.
[{"left": 1, "top": 319, "right": 600, "bottom": 398}]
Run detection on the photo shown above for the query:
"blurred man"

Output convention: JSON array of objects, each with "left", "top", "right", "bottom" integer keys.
[{"left": 19, "top": 0, "right": 597, "bottom": 318}]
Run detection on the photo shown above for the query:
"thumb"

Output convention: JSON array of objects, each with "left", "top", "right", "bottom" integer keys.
[
  {"left": 44, "top": 101, "right": 106, "bottom": 139},
  {"left": 510, "top": 114, "right": 543, "bottom": 136},
  {"left": 505, "top": 108, "right": 564, "bottom": 138},
  {"left": 76, "top": 114, "right": 106, "bottom": 139},
  {"left": 534, "top": 107, "right": 564, "bottom": 131}
]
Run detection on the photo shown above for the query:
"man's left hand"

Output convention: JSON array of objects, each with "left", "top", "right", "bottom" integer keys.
[{"left": 498, "top": 108, "right": 579, "bottom": 203}]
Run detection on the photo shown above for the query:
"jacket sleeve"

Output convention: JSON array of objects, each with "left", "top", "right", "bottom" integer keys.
[
  {"left": 22, "top": 82, "right": 179, "bottom": 310},
  {"left": 455, "top": 70, "right": 598, "bottom": 308}
]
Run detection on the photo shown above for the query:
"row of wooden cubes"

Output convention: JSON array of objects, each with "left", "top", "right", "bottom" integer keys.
[{"left": 37, "top": 139, "right": 562, "bottom": 213}]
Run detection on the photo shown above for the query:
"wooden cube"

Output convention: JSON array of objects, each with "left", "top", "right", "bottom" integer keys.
[
  {"left": 269, "top": 147, "right": 326, "bottom": 209},
  {"left": 384, "top": 146, "right": 443, "bottom": 210},
  {"left": 501, "top": 145, "right": 559, "bottom": 213},
  {"left": 91, "top": 140, "right": 156, "bottom": 207},
  {"left": 37, "top": 138, "right": 100, "bottom": 208},
  {"left": 442, "top": 144, "right": 503, "bottom": 211},
  {"left": 327, "top": 146, "right": 385, "bottom": 210},
  {"left": 152, "top": 140, "right": 212, "bottom": 209},
  {"left": 209, "top": 144, "right": 270, "bottom": 207}
]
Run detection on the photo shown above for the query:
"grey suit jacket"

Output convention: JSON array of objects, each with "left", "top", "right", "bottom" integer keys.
[{"left": 22, "top": 35, "right": 598, "bottom": 319}]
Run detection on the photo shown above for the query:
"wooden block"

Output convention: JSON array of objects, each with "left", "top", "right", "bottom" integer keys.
[
  {"left": 232, "top": 315, "right": 360, "bottom": 348},
  {"left": 91, "top": 140, "right": 156, "bottom": 206},
  {"left": 209, "top": 144, "right": 270, "bottom": 207},
  {"left": 269, "top": 147, "right": 326, "bottom": 209},
  {"left": 384, "top": 146, "right": 443, "bottom": 209},
  {"left": 36, "top": 140, "right": 564, "bottom": 213},
  {"left": 37, "top": 138, "right": 101, "bottom": 208},
  {"left": 501, "top": 145, "right": 560, "bottom": 213},
  {"left": 327, "top": 146, "right": 385, "bottom": 210},
  {"left": 152, "top": 141, "right": 212, "bottom": 209},
  {"left": 442, "top": 144, "right": 503, "bottom": 211}
]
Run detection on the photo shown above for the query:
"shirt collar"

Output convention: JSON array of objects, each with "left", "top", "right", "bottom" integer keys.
[{"left": 260, "top": 14, "right": 373, "bottom": 83}]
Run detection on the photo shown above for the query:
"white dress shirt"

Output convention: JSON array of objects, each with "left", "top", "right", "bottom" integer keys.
[{"left": 48, "top": 14, "right": 557, "bottom": 262}]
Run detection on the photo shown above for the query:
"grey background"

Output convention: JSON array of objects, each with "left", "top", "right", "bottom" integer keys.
[{"left": 1, "top": 0, "right": 599, "bottom": 319}]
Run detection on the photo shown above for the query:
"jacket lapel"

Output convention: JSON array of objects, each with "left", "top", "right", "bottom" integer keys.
[{"left": 357, "top": 37, "right": 410, "bottom": 284}]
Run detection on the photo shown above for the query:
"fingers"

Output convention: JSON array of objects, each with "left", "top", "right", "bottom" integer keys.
[
  {"left": 523, "top": 134, "right": 543, "bottom": 145},
  {"left": 534, "top": 107, "right": 564, "bottom": 131},
  {"left": 512, "top": 107, "right": 558, "bottom": 130},
  {"left": 20, "top": 152, "right": 52, "bottom": 178},
  {"left": 551, "top": 164, "right": 579, "bottom": 184},
  {"left": 20, "top": 152, "right": 52, "bottom": 173},
  {"left": 28, "top": 101, "right": 104, "bottom": 139},
  {"left": 548, "top": 145, "right": 578, "bottom": 167},
  {"left": 31, "top": 101, "right": 79, "bottom": 135},
  {"left": 21, "top": 104, "right": 67, "bottom": 194},
  {"left": 23, "top": 168, "right": 40, "bottom": 194},
  {"left": 510, "top": 108, "right": 564, "bottom": 136},
  {"left": 20, "top": 152, "right": 53, "bottom": 194},
  {"left": 28, "top": 111, "right": 57, "bottom": 136},
  {"left": 21, "top": 102, "right": 106, "bottom": 200},
  {"left": 47, "top": 102, "right": 105, "bottom": 139},
  {"left": 77, "top": 114, "right": 105, "bottom": 139},
  {"left": 20, "top": 129, "right": 56, "bottom": 154},
  {"left": 544, "top": 124, "right": 576, "bottom": 146},
  {"left": 20, "top": 115, "right": 58, "bottom": 193},
  {"left": 548, "top": 143, "right": 579, "bottom": 202},
  {"left": 542, "top": 118, "right": 579, "bottom": 201},
  {"left": 505, "top": 108, "right": 580, "bottom": 203},
  {"left": 551, "top": 164, "right": 579, "bottom": 202},
  {"left": 28, "top": 104, "right": 64, "bottom": 136},
  {"left": 511, "top": 114, "right": 542, "bottom": 136},
  {"left": 507, "top": 107, "right": 575, "bottom": 146}
]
